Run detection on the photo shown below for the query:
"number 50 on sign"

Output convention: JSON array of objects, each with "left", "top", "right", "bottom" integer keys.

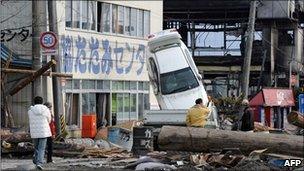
[{"left": 40, "top": 31, "right": 58, "bottom": 55}]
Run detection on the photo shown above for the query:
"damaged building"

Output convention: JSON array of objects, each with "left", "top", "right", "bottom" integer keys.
[{"left": 1, "top": 0, "right": 163, "bottom": 136}]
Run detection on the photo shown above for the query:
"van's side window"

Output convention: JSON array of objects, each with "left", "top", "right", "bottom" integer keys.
[{"left": 149, "top": 58, "right": 159, "bottom": 91}]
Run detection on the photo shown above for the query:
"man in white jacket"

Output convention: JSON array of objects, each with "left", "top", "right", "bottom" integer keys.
[{"left": 28, "top": 96, "right": 51, "bottom": 170}]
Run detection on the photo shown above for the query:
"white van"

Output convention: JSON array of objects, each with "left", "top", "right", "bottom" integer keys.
[{"left": 147, "top": 29, "right": 209, "bottom": 109}]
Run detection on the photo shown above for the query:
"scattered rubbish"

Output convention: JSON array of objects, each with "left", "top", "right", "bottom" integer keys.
[
  {"left": 253, "top": 122, "right": 273, "bottom": 132},
  {"left": 2, "top": 141, "right": 11, "bottom": 149},
  {"left": 190, "top": 154, "right": 209, "bottom": 166},
  {"left": 65, "top": 138, "right": 96, "bottom": 147},
  {"left": 95, "top": 127, "right": 108, "bottom": 140},
  {"left": 176, "top": 161, "right": 184, "bottom": 166},
  {"left": 247, "top": 149, "right": 268, "bottom": 160},
  {"left": 108, "top": 127, "right": 133, "bottom": 151},
  {"left": 95, "top": 139, "right": 111, "bottom": 149},
  {"left": 135, "top": 162, "right": 177, "bottom": 171},
  {"left": 125, "top": 156, "right": 159, "bottom": 169}
]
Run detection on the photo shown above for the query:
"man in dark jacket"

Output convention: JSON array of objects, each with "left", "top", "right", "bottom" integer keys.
[{"left": 240, "top": 99, "right": 254, "bottom": 131}]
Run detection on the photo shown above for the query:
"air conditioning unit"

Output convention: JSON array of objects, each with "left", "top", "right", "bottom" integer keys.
[{"left": 257, "top": 0, "right": 295, "bottom": 19}]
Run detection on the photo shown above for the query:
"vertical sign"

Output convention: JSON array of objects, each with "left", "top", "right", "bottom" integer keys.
[{"left": 299, "top": 94, "right": 304, "bottom": 114}]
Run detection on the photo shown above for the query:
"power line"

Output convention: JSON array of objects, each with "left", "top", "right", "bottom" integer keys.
[
  {"left": 0, "top": 2, "right": 30, "bottom": 23},
  {"left": 2, "top": 2, "right": 65, "bottom": 31}
]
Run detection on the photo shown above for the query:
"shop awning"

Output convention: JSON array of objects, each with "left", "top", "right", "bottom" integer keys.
[{"left": 250, "top": 88, "right": 295, "bottom": 107}]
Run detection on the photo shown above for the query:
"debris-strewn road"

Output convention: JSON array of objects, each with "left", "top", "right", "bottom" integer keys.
[{"left": 1, "top": 157, "right": 134, "bottom": 171}]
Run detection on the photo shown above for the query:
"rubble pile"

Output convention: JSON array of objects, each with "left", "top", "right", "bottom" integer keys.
[
  {"left": 2, "top": 119, "right": 304, "bottom": 170},
  {"left": 116, "top": 149, "right": 303, "bottom": 171},
  {"left": 1, "top": 128, "right": 33, "bottom": 155}
]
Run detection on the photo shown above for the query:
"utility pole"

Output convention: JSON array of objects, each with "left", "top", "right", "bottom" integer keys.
[
  {"left": 32, "top": 1, "right": 42, "bottom": 98},
  {"left": 48, "top": 0, "right": 62, "bottom": 136},
  {"left": 241, "top": 0, "right": 257, "bottom": 98}
]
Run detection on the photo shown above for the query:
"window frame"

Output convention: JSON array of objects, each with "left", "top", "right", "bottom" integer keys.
[{"left": 66, "top": 1, "right": 150, "bottom": 38}]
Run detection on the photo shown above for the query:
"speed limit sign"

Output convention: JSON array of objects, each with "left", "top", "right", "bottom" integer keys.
[
  {"left": 40, "top": 32, "right": 58, "bottom": 55},
  {"left": 40, "top": 32, "right": 57, "bottom": 49}
]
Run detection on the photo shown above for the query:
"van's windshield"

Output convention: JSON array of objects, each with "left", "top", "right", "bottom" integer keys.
[{"left": 160, "top": 67, "right": 199, "bottom": 95}]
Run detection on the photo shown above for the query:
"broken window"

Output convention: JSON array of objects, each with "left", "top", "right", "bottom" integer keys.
[{"left": 102, "top": 3, "right": 111, "bottom": 32}]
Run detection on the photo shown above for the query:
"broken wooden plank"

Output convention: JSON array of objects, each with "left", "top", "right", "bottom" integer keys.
[
  {"left": 9, "top": 59, "right": 56, "bottom": 96},
  {"left": 158, "top": 126, "right": 304, "bottom": 157},
  {"left": 1, "top": 68, "right": 73, "bottom": 78}
]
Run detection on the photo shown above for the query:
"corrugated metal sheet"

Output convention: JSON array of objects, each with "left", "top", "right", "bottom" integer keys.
[{"left": 1, "top": 43, "right": 32, "bottom": 67}]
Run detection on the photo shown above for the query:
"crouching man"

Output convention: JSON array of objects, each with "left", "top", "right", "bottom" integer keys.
[{"left": 186, "top": 98, "right": 210, "bottom": 127}]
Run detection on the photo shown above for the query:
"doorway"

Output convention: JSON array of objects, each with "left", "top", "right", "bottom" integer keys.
[
  {"left": 65, "top": 93, "right": 80, "bottom": 126},
  {"left": 96, "top": 93, "right": 110, "bottom": 128}
]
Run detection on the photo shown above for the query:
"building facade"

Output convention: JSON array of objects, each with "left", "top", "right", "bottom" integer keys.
[
  {"left": 1, "top": 0, "right": 163, "bottom": 129},
  {"left": 59, "top": 1, "right": 163, "bottom": 129}
]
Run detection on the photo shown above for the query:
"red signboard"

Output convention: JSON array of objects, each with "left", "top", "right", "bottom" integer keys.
[{"left": 250, "top": 88, "right": 295, "bottom": 107}]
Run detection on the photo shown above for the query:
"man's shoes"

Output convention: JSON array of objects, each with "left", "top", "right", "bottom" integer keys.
[
  {"left": 36, "top": 165, "right": 43, "bottom": 170},
  {"left": 47, "top": 160, "right": 55, "bottom": 164}
]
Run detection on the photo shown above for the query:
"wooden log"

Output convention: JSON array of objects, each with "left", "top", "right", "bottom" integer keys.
[
  {"left": 9, "top": 59, "right": 56, "bottom": 96},
  {"left": 157, "top": 126, "right": 304, "bottom": 157},
  {"left": 287, "top": 111, "right": 304, "bottom": 128},
  {"left": 1, "top": 132, "right": 31, "bottom": 144},
  {"left": 1, "top": 68, "right": 73, "bottom": 78}
]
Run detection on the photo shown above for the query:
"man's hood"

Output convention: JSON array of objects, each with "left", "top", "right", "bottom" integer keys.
[{"left": 29, "top": 104, "right": 47, "bottom": 115}]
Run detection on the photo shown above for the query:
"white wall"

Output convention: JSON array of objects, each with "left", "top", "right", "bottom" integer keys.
[{"left": 56, "top": 0, "right": 163, "bottom": 82}]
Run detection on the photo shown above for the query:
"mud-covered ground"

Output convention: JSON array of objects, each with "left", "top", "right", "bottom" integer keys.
[{"left": 1, "top": 156, "right": 134, "bottom": 170}]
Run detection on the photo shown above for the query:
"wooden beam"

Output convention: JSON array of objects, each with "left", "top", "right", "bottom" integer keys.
[
  {"left": 158, "top": 126, "right": 304, "bottom": 157},
  {"left": 1, "top": 68, "right": 73, "bottom": 78},
  {"left": 9, "top": 59, "right": 56, "bottom": 96}
]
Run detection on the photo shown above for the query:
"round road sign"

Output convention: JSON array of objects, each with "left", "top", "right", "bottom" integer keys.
[{"left": 40, "top": 32, "right": 58, "bottom": 49}]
